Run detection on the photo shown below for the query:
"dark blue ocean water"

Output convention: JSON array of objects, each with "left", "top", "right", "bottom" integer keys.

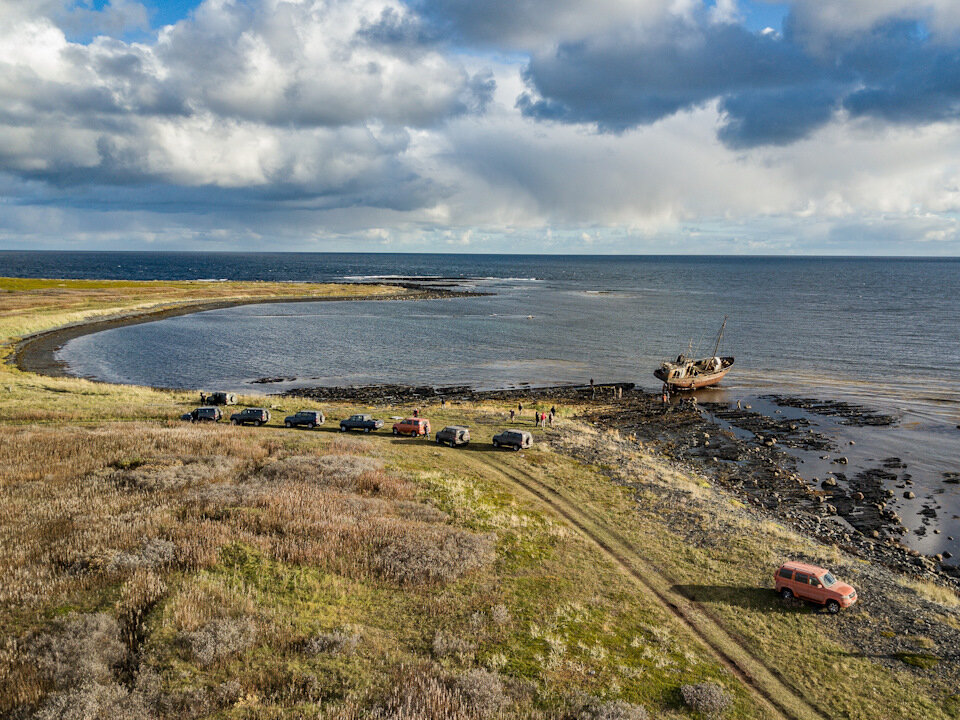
[{"left": 4, "top": 251, "right": 960, "bottom": 556}]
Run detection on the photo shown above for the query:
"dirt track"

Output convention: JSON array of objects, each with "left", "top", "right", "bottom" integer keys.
[{"left": 459, "top": 452, "right": 826, "bottom": 720}]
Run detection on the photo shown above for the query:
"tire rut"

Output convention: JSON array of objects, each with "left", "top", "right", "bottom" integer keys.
[{"left": 463, "top": 453, "right": 827, "bottom": 720}]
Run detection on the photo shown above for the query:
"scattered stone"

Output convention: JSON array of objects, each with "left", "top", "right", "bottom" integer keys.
[{"left": 905, "top": 491, "right": 916, "bottom": 499}]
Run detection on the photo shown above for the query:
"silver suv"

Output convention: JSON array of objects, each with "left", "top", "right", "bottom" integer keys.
[
  {"left": 436, "top": 425, "right": 470, "bottom": 447},
  {"left": 492, "top": 429, "right": 533, "bottom": 450}
]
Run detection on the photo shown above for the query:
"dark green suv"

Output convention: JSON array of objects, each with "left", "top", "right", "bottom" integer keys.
[{"left": 230, "top": 408, "right": 271, "bottom": 426}]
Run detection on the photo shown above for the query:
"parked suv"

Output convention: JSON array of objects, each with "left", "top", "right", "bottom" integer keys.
[
  {"left": 207, "top": 392, "right": 237, "bottom": 405},
  {"left": 436, "top": 425, "right": 470, "bottom": 447},
  {"left": 230, "top": 408, "right": 271, "bottom": 426},
  {"left": 181, "top": 406, "right": 222, "bottom": 423},
  {"left": 775, "top": 561, "right": 857, "bottom": 613},
  {"left": 284, "top": 410, "right": 325, "bottom": 428},
  {"left": 393, "top": 418, "right": 431, "bottom": 437},
  {"left": 340, "top": 414, "right": 383, "bottom": 432},
  {"left": 492, "top": 429, "right": 533, "bottom": 451}
]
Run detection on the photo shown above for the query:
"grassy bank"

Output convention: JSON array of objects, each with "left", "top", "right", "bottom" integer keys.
[{"left": 0, "top": 281, "right": 956, "bottom": 719}]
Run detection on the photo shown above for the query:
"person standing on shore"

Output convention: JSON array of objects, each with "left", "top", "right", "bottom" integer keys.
[
  {"left": 413, "top": 408, "right": 419, "bottom": 418},
  {"left": 441, "top": 397, "right": 446, "bottom": 409},
  {"left": 534, "top": 410, "right": 540, "bottom": 426},
  {"left": 590, "top": 378, "right": 595, "bottom": 398},
  {"left": 518, "top": 402, "right": 523, "bottom": 417},
  {"left": 548, "top": 410, "right": 554, "bottom": 427},
  {"left": 200, "top": 392, "right": 206, "bottom": 405},
  {"left": 510, "top": 409, "right": 515, "bottom": 421}
]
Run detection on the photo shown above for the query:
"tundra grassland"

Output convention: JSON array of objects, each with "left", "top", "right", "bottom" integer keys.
[
  {"left": 0, "top": 281, "right": 956, "bottom": 719},
  {"left": 0, "top": 281, "right": 747, "bottom": 719}
]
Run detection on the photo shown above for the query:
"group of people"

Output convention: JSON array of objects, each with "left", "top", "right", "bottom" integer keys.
[{"left": 509, "top": 402, "right": 556, "bottom": 428}]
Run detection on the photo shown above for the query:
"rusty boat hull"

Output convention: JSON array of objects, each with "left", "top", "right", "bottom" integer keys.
[{"left": 654, "top": 356, "right": 735, "bottom": 390}]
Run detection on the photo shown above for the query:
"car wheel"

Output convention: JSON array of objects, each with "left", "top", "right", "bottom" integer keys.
[
  {"left": 393, "top": 428, "right": 398, "bottom": 435},
  {"left": 231, "top": 419, "right": 239, "bottom": 425},
  {"left": 364, "top": 428, "right": 370, "bottom": 433},
  {"left": 285, "top": 421, "right": 292, "bottom": 428},
  {"left": 493, "top": 440, "right": 499, "bottom": 448},
  {"left": 339, "top": 425, "right": 347, "bottom": 432},
  {"left": 780, "top": 588, "right": 793, "bottom": 601},
  {"left": 514, "top": 445, "right": 521, "bottom": 451},
  {"left": 826, "top": 600, "right": 840, "bottom": 614},
  {"left": 254, "top": 420, "right": 261, "bottom": 426}
]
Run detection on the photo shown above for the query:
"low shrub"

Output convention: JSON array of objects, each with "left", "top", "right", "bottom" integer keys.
[
  {"left": 182, "top": 617, "right": 257, "bottom": 666},
  {"left": 454, "top": 669, "right": 507, "bottom": 715},
  {"left": 304, "top": 627, "right": 361, "bottom": 656},
  {"left": 680, "top": 681, "right": 731, "bottom": 718},
  {"left": 579, "top": 697, "right": 649, "bottom": 720},
  {"left": 33, "top": 681, "right": 150, "bottom": 720},
  {"left": 27, "top": 613, "right": 125, "bottom": 690},
  {"left": 372, "top": 525, "right": 496, "bottom": 585}
]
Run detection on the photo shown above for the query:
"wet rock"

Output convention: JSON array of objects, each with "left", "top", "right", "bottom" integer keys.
[
  {"left": 764, "top": 395, "right": 899, "bottom": 426},
  {"left": 822, "top": 478, "right": 838, "bottom": 488},
  {"left": 835, "top": 456, "right": 849, "bottom": 465},
  {"left": 905, "top": 491, "right": 916, "bottom": 499}
]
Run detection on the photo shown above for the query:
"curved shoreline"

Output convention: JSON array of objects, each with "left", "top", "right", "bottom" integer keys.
[{"left": 12, "top": 285, "right": 473, "bottom": 379}]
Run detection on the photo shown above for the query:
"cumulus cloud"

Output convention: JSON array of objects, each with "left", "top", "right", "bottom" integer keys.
[
  {"left": 516, "top": 6, "right": 960, "bottom": 148},
  {"left": 0, "top": 0, "right": 490, "bottom": 209}
]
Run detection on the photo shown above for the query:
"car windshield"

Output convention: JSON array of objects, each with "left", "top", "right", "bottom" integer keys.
[{"left": 821, "top": 573, "right": 837, "bottom": 587}]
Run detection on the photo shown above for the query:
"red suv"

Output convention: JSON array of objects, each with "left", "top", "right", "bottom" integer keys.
[
  {"left": 775, "top": 561, "right": 857, "bottom": 613},
  {"left": 392, "top": 418, "right": 430, "bottom": 437}
]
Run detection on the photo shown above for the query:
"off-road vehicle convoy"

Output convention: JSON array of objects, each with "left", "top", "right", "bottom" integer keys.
[
  {"left": 339, "top": 414, "right": 383, "bottom": 432},
  {"left": 284, "top": 410, "right": 326, "bottom": 428},
  {"left": 436, "top": 425, "right": 470, "bottom": 446},
  {"left": 230, "top": 408, "right": 271, "bottom": 426},
  {"left": 492, "top": 429, "right": 533, "bottom": 450}
]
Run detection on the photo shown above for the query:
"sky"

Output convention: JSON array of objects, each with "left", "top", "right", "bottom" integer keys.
[{"left": 1, "top": 1, "right": 960, "bottom": 254}]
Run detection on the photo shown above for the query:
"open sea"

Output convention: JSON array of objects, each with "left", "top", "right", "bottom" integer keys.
[{"left": 4, "top": 251, "right": 960, "bottom": 559}]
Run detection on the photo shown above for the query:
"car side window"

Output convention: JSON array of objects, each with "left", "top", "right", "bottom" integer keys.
[
  {"left": 778, "top": 568, "right": 793, "bottom": 580},
  {"left": 794, "top": 572, "right": 808, "bottom": 584}
]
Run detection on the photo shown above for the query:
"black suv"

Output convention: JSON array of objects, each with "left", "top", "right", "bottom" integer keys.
[
  {"left": 181, "top": 407, "right": 222, "bottom": 423},
  {"left": 436, "top": 425, "right": 470, "bottom": 446},
  {"left": 230, "top": 408, "right": 271, "bottom": 426},
  {"left": 284, "top": 410, "right": 325, "bottom": 428},
  {"left": 339, "top": 414, "right": 383, "bottom": 432},
  {"left": 492, "top": 429, "right": 533, "bottom": 450}
]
